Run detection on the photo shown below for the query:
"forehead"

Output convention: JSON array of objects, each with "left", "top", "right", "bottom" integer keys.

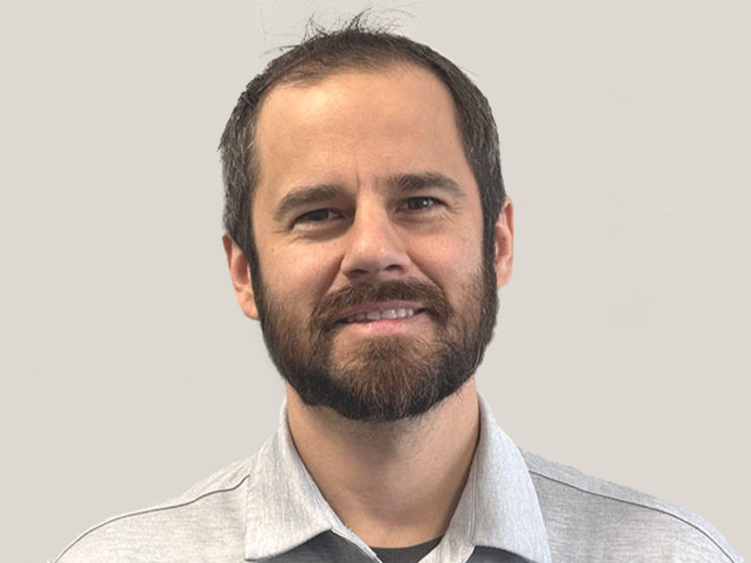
[
  {"left": 252, "top": 63, "right": 473, "bottom": 200},
  {"left": 257, "top": 62, "right": 459, "bottom": 137}
]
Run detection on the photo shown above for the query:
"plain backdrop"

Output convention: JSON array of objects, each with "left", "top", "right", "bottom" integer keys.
[{"left": 0, "top": 1, "right": 747, "bottom": 561}]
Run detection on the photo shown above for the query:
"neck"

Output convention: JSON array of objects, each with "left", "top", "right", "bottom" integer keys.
[{"left": 286, "top": 378, "right": 480, "bottom": 548}]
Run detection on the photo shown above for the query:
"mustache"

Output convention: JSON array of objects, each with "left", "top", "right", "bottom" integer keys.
[{"left": 310, "top": 279, "right": 452, "bottom": 334}]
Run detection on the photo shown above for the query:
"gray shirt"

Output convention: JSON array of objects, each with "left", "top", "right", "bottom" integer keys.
[{"left": 52, "top": 397, "right": 742, "bottom": 562}]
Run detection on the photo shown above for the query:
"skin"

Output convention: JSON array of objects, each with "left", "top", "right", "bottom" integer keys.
[{"left": 224, "top": 63, "right": 514, "bottom": 547}]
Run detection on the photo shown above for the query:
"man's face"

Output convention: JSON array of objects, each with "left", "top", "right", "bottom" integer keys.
[{"left": 234, "top": 64, "right": 512, "bottom": 422}]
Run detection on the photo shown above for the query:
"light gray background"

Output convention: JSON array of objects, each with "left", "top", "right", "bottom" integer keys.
[{"left": 0, "top": 1, "right": 747, "bottom": 561}]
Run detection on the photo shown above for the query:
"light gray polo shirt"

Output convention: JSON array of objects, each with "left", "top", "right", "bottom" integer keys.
[{"left": 52, "top": 397, "right": 742, "bottom": 562}]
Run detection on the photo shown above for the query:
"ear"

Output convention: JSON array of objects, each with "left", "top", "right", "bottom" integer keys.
[
  {"left": 493, "top": 196, "right": 514, "bottom": 289},
  {"left": 222, "top": 234, "right": 259, "bottom": 320}
]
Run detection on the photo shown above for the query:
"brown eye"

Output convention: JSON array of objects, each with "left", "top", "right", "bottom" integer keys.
[
  {"left": 295, "top": 209, "right": 339, "bottom": 224},
  {"left": 405, "top": 197, "right": 438, "bottom": 210}
]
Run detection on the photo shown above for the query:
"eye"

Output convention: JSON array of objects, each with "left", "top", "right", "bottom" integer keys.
[
  {"left": 403, "top": 196, "right": 441, "bottom": 211},
  {"left": 293, "top": 208, "right": 343, "bottom": 227}
]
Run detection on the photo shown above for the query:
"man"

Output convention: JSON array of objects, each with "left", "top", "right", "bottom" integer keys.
[{"left": 52, "top": 19, "right": 741, "bottom": 563}]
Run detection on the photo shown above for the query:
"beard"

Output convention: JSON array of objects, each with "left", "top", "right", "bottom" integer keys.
[{"left": 253, "top": 259, "right": 498, "bottom": 423}]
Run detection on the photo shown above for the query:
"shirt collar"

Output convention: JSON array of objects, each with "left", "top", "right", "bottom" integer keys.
[
  {"left": 244, "top": 403, "right": 375, "bottom": 560},
  {"left": 244, "top": 396, "right": 551, "bottom": 563},
  {"left": 452, "top": 395, "right": 551, "bottom": 563}
]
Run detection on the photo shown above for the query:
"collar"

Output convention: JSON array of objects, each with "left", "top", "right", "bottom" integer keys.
[{"left": 244, "top": 396, "right": 551, "bottom": 563}]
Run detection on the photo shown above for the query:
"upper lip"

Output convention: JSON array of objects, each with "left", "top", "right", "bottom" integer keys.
[{"left": 335, "top": 301, "right": 426, "bottom": 323}]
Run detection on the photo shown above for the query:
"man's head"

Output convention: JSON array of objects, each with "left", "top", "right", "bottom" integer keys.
[
  {"left": 220, "top": 16, "right": 506, "bottom": 280},
  {"left": 220, "top": 17, "right": 513, "bottom": 422}
]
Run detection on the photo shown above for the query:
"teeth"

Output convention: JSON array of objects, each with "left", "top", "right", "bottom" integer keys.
[{"left": 343, "top": 308, "right": 417, "bottom": 323}]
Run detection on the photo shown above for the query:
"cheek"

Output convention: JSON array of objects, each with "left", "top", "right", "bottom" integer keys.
[
  {"left": 411, "top": 232, "right": 483, "bottom": 288},
  {"left": 262, "top": 245, "right": 340, "bottom": 305}
]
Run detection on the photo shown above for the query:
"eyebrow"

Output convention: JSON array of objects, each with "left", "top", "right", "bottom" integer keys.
[
  {"left": 273, "top": 183, "right": 343, "bottom": 223},
  {"left": 272, "top": 171, "right": 465, "bottom": 223},
  {"left": 387, "top": 171, "right": 465, "bottom": 199}
]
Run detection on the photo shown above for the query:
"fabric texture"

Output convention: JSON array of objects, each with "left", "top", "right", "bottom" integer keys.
[{"left": 51, "top": 397, "right": 742, "bottom": 563}]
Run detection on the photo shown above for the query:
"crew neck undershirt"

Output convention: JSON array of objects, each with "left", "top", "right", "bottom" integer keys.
[{"left": 371, "top": 536, "right": 443, "bottom": 563}]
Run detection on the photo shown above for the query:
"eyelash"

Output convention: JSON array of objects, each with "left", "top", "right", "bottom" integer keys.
[
  {"left": 403, "top": 196, "right": 440, "bottom": 211},
  {"left": 294, "top": 209, "right": 343, "bottom": 225},
  {"left": 292, "top": 197, "right": 444, "bottom": 228}
]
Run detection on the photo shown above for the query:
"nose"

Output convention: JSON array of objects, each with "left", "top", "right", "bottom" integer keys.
[{"left": 339, "top": 205, "right": 410, "bottom": 281}]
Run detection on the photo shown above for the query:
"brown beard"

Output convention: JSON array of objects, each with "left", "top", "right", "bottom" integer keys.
[{"left": 254, "top": 262, "right": 498, "bottom": 422}]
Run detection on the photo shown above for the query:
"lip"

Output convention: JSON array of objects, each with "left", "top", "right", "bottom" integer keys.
[{"left": 335, "top": 301, "right": 427, "bottom": 324}]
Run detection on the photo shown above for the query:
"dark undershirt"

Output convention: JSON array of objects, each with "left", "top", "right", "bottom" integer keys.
[{"left": 371, "top": 537, "right": 443, "bottom": 563}]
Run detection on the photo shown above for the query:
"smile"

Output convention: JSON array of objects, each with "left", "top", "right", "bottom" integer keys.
[{"left": 338, "top": 307, "right": 427, "bottom": 324}]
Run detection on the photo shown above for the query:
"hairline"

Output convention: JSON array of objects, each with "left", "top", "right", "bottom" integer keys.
[{"left": 248, "top": 58, "right": 477, "bottom": 227}]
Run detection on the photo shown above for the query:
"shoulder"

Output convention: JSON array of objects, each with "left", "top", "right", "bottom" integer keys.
[
  {"left": 51, "top": 459, "right": 252, "bottom": 563},
  {"left": 522, "top": 451, "right": 742, "bottom": 563}
]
